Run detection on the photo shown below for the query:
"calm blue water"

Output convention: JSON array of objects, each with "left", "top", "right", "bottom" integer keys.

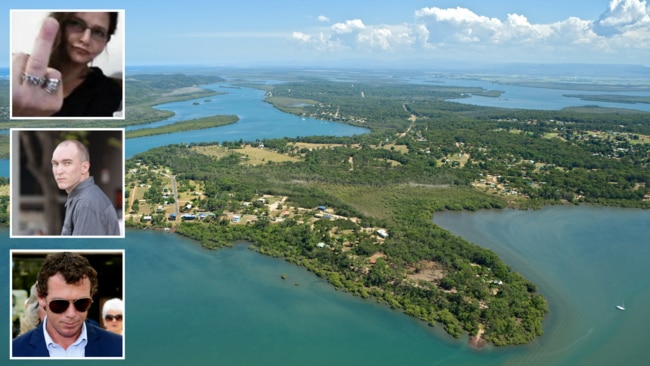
[
  {"left": 2, "top": 206, "right": 648, "bottom": 364},
  {"left": 125, "top": 84, "right": 369, "bottom": 158},
  {"left": 422, "top": 78, "right": 650, "bottom": 112}
]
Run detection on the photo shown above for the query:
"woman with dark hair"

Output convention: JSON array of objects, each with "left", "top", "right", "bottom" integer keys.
[{"left": 12, "top": 11, "right": 122, "bottom": 117}]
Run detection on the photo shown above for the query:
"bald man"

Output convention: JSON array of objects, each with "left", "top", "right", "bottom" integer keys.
[{"left": 51, "top": 140, "right": 120, "bottom": 236}]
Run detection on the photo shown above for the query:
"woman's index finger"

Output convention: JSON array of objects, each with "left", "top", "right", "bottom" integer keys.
[{"left": 24, "top": 17, "right": 59, "bottom": 77}]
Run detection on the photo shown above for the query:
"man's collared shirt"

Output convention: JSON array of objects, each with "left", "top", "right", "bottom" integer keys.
[
  {"left": 61, "top": 176, "right": 120, "bottom": 236},
  {"left": 42, "top": 317, "right": 88, "bottom": 358}
]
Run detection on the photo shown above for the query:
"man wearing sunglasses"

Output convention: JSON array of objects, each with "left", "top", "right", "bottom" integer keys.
[{"left": 12, "top": 252, "right": 122, "bottom": 358}]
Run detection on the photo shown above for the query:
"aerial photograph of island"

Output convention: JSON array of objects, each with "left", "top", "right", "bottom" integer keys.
[{"left": 1, "top": 0, "right": 649, "bottom": 364}]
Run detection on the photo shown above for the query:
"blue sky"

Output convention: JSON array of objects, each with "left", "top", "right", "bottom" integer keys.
[{"left": 2, "top": 0, "right": 649, "bottom": 67}]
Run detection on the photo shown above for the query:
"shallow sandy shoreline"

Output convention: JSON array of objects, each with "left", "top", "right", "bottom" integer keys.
[{"left": 469, "top": 327, "right": 486, "bottom": 349}]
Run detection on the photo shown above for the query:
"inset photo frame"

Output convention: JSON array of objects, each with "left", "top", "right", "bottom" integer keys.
[
  {"left": 10, "top": 9, "right": 125, "bottom": 119},
  {"left": 10, "top": 129, "right": 125, "bottom": 237},
  {"left": 10, "top": 249, "right": 125, "bottom": 359}
]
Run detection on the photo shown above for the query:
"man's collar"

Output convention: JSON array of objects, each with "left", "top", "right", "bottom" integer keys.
[
  {"left": 67, "top": 176, "right": 95, "bottom": 198},
  {"left": 42, "top": 316, "right": 88, "bottom": 349}
]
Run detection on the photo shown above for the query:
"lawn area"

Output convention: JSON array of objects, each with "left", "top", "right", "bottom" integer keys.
[
  {"left": 378, "top": 143, "right": 409, "bottom": 154},
  {"left": 134, "top": 185, "right": 146, "bottom": 201},
  {"left": 193, "top": 145, "right": 300, "bottom": 165},
  {"left": 543, "top": 132, "right": 563, "bottom": 140},
  {"left": 289, "top": 142, "right": 346, "bottom": 151},
  {"left": 630, "top": 133, "right": 650, "bottom": 145},
  {"left": 324, "top": 184, "right": 395, "bottom": 221},
  {"left": 444, "top": 152, "right": 470, "bottom": 167},
  {"left": 176, "top": 179, "right": 203, "bottom": 208},
  {"left": 240, "top": 145, "right": 300, "bottom": 165}
]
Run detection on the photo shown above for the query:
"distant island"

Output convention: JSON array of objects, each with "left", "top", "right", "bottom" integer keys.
[
  {"left": 564, "top": 94, "right": 650, "bottom": 105},
  {"left": 125, "top": 115, "right": 239, "bottom": 139}
]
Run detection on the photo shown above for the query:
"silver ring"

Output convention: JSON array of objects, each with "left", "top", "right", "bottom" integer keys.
[
  {"left": 21, "top": 72, "right": 45, "bottom": 86},
  {"left": 42, "top": 78, "right": 61, "bottom": 94}
]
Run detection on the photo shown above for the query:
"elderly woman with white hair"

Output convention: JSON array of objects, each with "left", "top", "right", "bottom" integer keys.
[{"left": 102, "top": 298, "right": 123, "bottom": 335}]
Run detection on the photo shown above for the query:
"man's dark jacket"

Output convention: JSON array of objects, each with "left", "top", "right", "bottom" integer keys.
[{"left": 12, "top": 321, "right": 122, "bottom": 358}]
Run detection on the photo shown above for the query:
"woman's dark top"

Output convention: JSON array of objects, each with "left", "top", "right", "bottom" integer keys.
[{"left": 53, "top": 66, "right": 122, "bottom": 117}]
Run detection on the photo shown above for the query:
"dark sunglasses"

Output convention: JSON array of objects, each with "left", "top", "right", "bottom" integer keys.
[
  {"left": 104, "top": 314, "right": 123, "bottom": 321},
  {"left": 47, "top": 298, "right": 93, "bottom": 314}
]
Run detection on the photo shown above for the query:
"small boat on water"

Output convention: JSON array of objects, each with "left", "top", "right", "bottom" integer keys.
[{"left": 616, "top": 301, "right": 625, "bottom": 311}]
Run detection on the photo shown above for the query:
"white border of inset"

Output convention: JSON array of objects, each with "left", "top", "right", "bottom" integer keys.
[
  {"left": 9, "top": 249, "right": 126, "bottom": 360},
  {"left": 9, "top": 9, "right": 126, "bottom": 120},
  {"left": 9, "top": 128, "right": 125, "bottom": 238}
]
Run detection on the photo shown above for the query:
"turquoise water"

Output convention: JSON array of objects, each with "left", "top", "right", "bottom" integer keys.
[
  {"left": 124, "top": 84, "right": 369, "bottom": 158},
  {"left": 2, "top": 205, "right": 648, "bottom": 364}
]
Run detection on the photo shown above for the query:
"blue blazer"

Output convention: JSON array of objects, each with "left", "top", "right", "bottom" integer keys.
[{"left": 12, "top": 321, "right": 122, "bottom": 358}]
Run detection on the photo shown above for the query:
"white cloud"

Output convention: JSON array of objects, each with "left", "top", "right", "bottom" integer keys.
[
  {"left": 289, "top": 0, "right": 650, "bottom": 63},
  {"left": 357, "top": 27, "right": 394, "bottom": 51},
  {"left": 291, "top": 32, "right": 311, "bottom": 43},
  {"left": 317, "top": 15, "right": 330, "bottom": 23},
  {"left": 332, "top": 19, "right": 365, "bottom": 34},
  {"left": 549, "top": 17, "right": 596, "bottom": 44},
  {"left": 290, "top": 31, "right": 345, "bottom": 52},
  {"left": 414, "top": 1, "right": 650, "bottom": 57},
  {"left": 594, "top": 0, "right": 650, "bottom": 35},
  {"left": 356, "top": 24, "right": 427, "bottom": 51},
  {"left": 416, "top": 7, "right": 560, "bottom": 45}
]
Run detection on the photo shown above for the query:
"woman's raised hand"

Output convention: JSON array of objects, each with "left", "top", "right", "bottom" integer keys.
[{"left": 12, "top": 17, "right": 64, "bottom": 117}]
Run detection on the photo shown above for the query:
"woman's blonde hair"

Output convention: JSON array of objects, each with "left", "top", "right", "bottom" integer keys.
[{"left": 19, "top": 284, "right": 41, "bottom": 336}]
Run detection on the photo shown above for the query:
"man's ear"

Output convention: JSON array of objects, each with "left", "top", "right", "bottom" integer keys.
[
  {"left": 38, "top": 297, "right": 47, "bottom": 311},
  {"left": 81, "top": 161, "right": 90, "bottom": 174}
]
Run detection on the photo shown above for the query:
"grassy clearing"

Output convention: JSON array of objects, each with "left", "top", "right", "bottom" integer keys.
[
  {"left": 290, "top": 142, "right": 346, "bottom": 151},
  {"left": 290, "top": 142, "right": 409, "bottom": 155},
  {"left": 134, "top": 185, "right": 146, "bottom": 201},
  {"left": 177, "top": 180, "right": 204, "bottom": 204},
  {"left": 325, "top": 184, "right": 396, "bottom": 221},
  {"left": 319, "top": 183, "right": 463, "bottom": 222},
  {"left": 443, "top": 153, "right": 470, "bottom": 167},
  {"left": 266, "top": 96, "right": 318, "bottom": 109},
  {"left": 240, "top": 145, "right": 300, "bottom": 165},
  {"left": 630, "top": 133, "right": 650, "bottom": 145},
  {"left": 542, "top": 132, "right": 563, "bottom": 140},
  {"left": 378, "top": 143, "right": 409, "bottom": 154},
  {"left": 193, "top": 145, "right": 300, "bottom": 165}
]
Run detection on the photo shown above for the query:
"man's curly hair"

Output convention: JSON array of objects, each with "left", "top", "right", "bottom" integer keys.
[{"left": 36, "top": 252, "right": 98, "bottom": 299}]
